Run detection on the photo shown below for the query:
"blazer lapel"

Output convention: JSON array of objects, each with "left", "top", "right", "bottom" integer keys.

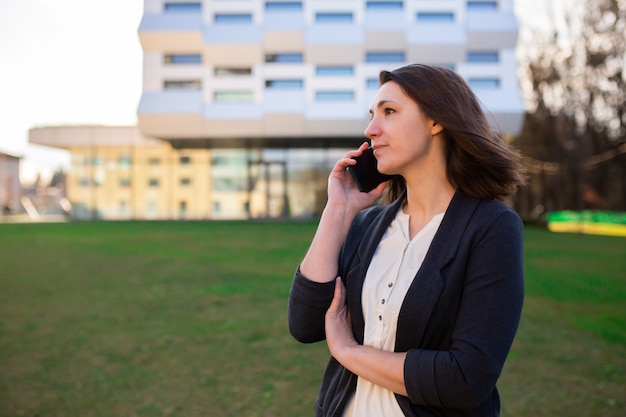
[{"left": 395, "top": 191, "right": 480, "bottom": 350}]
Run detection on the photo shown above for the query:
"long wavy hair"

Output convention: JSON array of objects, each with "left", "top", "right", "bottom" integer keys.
[{"left": 378, "top": 64, "right": 526, "bottom": 203}]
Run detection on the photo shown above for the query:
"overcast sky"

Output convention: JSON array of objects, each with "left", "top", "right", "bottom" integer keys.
[
  {"left": 0, "top": 0, "right": 571, "bottom": 184},
  {"left": 0, "top": 0, "right": 143, "bottom": 182}
]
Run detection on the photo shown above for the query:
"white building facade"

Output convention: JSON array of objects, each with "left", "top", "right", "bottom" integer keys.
[{"left": 137, "top": 0, "right": 524, "bottom": 219}]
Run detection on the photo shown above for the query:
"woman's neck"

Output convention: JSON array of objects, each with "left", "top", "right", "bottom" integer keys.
[{"left": 402, "top": 177, "right": 455, "bottom": 239}]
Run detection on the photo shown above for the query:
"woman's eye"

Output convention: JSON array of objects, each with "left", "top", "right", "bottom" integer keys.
[{"left": 384, "top": 108, "right": 395, "bottom": 115}]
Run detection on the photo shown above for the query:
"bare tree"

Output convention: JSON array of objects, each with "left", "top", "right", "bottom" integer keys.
[{"left": 514, "top": 0, "right": 626, "bottom": 217}]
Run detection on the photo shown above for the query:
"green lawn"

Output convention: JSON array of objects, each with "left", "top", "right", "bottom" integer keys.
[{"left": 0, "top": 221, "right": 624, "bottom": 417}]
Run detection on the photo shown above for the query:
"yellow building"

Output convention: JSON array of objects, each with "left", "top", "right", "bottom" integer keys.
[
  {"left": 28, "top": 125, "right": 315, "bottom": 220},
  {"left": 29, "top": 126, "right": 218, "bottom": 220}
]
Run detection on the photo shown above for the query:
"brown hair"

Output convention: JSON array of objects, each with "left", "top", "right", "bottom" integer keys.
[{"left": 378, "top": 64, "right": 526, "bottom": 202}]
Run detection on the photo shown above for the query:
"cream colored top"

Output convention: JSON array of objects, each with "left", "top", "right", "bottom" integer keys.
[{"left": 343, "top": 208, "right": 445, "bottom": 417}]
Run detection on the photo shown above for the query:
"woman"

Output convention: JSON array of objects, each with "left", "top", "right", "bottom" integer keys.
[{"left": 288, "top": 64, "right": 526, "bottom": 417}]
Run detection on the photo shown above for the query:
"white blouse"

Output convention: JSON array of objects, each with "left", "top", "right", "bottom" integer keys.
[{"left": 344, "top": 207, "right": 445, "bottom": 417}]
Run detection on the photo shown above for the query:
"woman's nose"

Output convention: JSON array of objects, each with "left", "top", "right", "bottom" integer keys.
[{"left": 364, "top": 119, "right": 380, "bottom": 139}]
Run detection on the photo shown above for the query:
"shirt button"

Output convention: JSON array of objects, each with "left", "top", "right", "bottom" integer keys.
[
  {"left": 381, "top": 299, "right": 385, "bottom": 304},
  {"left": 388, "top": 283, "right": 393, "bottom": 288},
  {"left": 378, "top": 315, "right": 383, "bottom": 321}
]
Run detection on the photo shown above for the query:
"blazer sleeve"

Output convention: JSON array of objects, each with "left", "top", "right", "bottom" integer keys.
[
  {"left": 403, "top": 208, "right": 525, "bottom": 409},
  {"left": 288, "top": 266, "right": 336, "bottom": 343}
]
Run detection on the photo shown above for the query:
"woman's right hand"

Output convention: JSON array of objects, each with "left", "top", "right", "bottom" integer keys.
[{"left": 327, "top": 142, "right": 387, "bottom": 213}]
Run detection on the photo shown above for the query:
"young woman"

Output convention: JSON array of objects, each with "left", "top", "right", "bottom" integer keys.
[{"left": 288, "top": 64, "right": 526, "bottom": 417}]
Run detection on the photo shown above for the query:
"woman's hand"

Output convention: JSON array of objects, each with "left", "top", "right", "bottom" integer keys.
[
  {"left": 325, "top": 277, "right": 409, "bottom": 396},
  {"left": 327, "top": 142, "right": 387, "bottom": 214},
  {"left": 325, "top": 277, "right": 358, "bottom": 360}
]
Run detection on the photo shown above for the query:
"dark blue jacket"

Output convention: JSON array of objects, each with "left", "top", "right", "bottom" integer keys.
[{"left": 289, "top": 191, "right": 524, "bottom": 417}]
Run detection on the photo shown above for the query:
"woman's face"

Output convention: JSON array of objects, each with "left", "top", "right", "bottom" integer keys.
[{"left": 365, "top": 81, "right": 442, "bottom": 177}]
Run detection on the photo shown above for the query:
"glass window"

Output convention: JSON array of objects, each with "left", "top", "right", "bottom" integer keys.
[
  {"left": 265, "top": 2, "right": 302, "bottom": 11},
  {"left": 119, "top": 178, "right": 131, "bottom": 187},
  {"left": 180, "top": 178, "right": 191, "bottom": 186},
  {"left": 118, "top": 154, "right": 132, "bottom": 168},
  {"left": 316, "top": 66, "right": 354, "bottom": 76},
  {"left": 213, "top": 177, "right": 248, "bottom": 191},
  {"left": 468, "top": 77, "right": 500, "bottom": 89},
  {"left": 215, "top": 14, "right": 253, "bottom": 24},
  {"left": 265, "top": 53, "right": 303, "bottom": 63},
  {"left": 315, "top": 12, "right": 353, "bottom": 23},
  {"left": 215, "top": 67, "right": 252, "bottom": 76},
  {"left": 435, "top": 64, "right": 456, "bottom": 71},
  {"left": 366, "top": 1, "right": 403, "bottom": 10},
  {"left": 164, "top": 54, "right": 202, "bottom": 64},
  {"left": 164, "top": 80, "right": 202, "bottom": 90},
  {"left": 148, "top": 157, "right": 161, "bottom": 165},
  {"left": 265, "top": 79, "right": 304, "bottom": 89},
  {"left": 148, "top": 179, "right": 159, "bottom": 187},
  {"left": 366, "top": 78, "right": 380, "bottom": 89},
  {"left": 416, "top": 12, "right": 455, "bottom": 22},
  {"left": 316, "top": 91, "right": 354, "bottom": 101},
  {"left": 467, "top": 1, "right": 498, "bottom": 11},
  {"left": 467, "top": 51, "right": 499, "bottom": 63},
  {"left": 366, "top": 52, "right": 405, "bottom": 62},
  {"left": 179, "top": 156, "right": 191, "bottom": 164},
  {"left": 214, "top": 91, "right": 254, "bottom": 102},
  {"left": 164, "top": 2, "right": 201, "bottom": 13}
]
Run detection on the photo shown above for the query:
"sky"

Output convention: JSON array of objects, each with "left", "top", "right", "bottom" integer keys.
[
  {"left": 0, "top": 0, "right": 570, "bottom": 184},
  {"left": 0, "top": 0, "right": 144, "bottom": 183}
]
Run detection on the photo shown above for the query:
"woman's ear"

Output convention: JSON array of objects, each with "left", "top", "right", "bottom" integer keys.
[{"left": 431, "top": 121, "right": 444, "bottom": 136}]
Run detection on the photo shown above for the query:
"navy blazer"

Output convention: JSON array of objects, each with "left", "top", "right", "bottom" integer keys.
[{"left": 289, "top": 191, "right": 524, "bottom": 417}]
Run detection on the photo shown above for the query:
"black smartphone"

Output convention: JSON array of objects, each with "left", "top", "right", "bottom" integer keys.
[{"left": 347, "top": 147, "right": 393, "bottom": 192}]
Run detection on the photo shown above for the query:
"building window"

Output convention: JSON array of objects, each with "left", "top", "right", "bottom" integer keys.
[
  {"left": 366, "top": 52, "right": 405, "bottom": 62},
  {"left": 316, "top": 91, "right": 354, "bottom": 101},
  {"left": 366, "top": 1, "right": 403, "bottom": 10},
  {"left": 148, "top": 157, "right": 160, "bottom": 165},
  {"left": 164, "top": 2, "right": 201, "bottom": 13},
  {"left": 215, "top": 14, "right": 253, "bottom": 24},
  {"left": 213, "top": 177, "right": 247, "bottom": 192},
  {"left": 366, "top": 78, "right": 379, "bottom": 89},
  {"left": 467, "top": 51, "right": 499, "bottom": 63},
  {"left": 164, "top": 54, "right": 202, "bottom": 64},
  {"left": 180, "top": 178, "right": 191, "bottom": 186},
  {"left": 467, "top": 1, "right": 498, "bottom": 11},
  {"left": 148, "top": 179, "right": 159, "bottom": 187},
  {"left": 468, "top": 77, "right": 500, "bottom": 89},
  {"left": 118, "top": 154, "right": 131, "bottom": 168},
  {"left": 265, "top": 2, "right": 302, "bottom": 11},
  {"left": 119, "top": 178, "right": 131, "bottom": 187},
  {"left": 179, "top": 156, "right": 191, "bottom": 165},
  {"left": 164, "top": 80, "right": 202, "bottom": 90},
  {"left": 315, "top": 12, "right": 353, "bottom": 23},
  {"left": 213, "top": 201, "right": 221, "bottom": 213},
  {"left": 416, "top": 12, "right": 455, "bottom": 22},
  {"left": 215, "top": 67, "right": 252, "bottom": 76},
  {"left": 316, "top": 66, "right": 354, "bottom": 76},
  {"left": 80, "top": 178, "right": 90, "bottom": 187},
  {"left": 435, "top": 64, "right": 456, "bottom": 71},
  {"left": 265, "top": 79, "right": 304, "bottom": 90},
  {"left": 214, "top": 91, "right": 254, "bottom": 102},
  {"left": 265, "top": 53, "right": 303, "bottom": 63}
]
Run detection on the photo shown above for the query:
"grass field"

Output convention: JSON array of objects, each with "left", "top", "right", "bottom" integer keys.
[{"left": 0, "top": 221, "right": 624, "bottom": 417}]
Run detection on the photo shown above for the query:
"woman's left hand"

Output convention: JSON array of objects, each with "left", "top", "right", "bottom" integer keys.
[{"left": 325, "top": 277, "right": 357, "bottom": 359}]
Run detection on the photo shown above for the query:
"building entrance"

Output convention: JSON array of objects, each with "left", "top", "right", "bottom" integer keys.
[{"left": 247, "top": 160, "right": 289, "bottom": 219}]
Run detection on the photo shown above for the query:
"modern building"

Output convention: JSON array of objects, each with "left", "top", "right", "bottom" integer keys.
[{"left": 31, "top": 0, "right": 524, "bottom": 220}]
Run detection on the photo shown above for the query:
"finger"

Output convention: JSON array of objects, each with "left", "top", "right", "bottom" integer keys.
[{"left": 328, "top": 277, "right": 345, "bottom": 312}]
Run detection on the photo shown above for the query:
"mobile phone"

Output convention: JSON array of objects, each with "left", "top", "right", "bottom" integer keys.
[{"left": 347, "top": 147, "right": 393, "bottom": 192}]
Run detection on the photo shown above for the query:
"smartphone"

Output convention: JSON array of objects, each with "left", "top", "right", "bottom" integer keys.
[{"left": 347, "top": 147, "right": 393, "bottom": 192}]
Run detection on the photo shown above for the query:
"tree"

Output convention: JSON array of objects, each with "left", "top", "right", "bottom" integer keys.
[{"left": 514, "top": 0, "right": 626, "bottom": 217}]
